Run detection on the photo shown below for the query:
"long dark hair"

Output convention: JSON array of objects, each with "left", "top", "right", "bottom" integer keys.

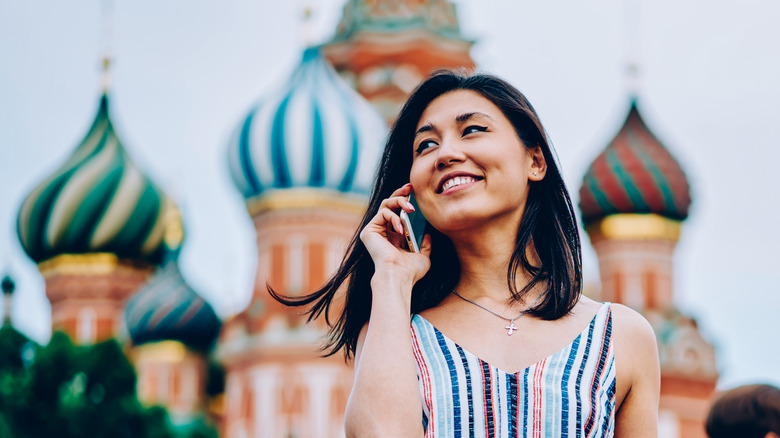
[{"left": 271, "top": 70, "right": 582, "bottom": 359}]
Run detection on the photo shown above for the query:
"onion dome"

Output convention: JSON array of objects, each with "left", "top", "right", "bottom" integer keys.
[
  {"left": 227, "top": 47, "right": 387, "bottom": 199},
  {"left": 579, "top": 99, "right": 691, "bottom": 224},
  {"left": 16, "top": 95, "right": 168, "bottom": 264},
  {"left": 124, "top": 258, "right": 221, "bottom": 352},
  {"left": 331, "top": 0, "right": 467, "bottom": 41}
]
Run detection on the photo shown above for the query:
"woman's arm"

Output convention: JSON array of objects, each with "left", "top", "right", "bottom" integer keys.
[
  {"left": 612, "top": 304, "right": 661, "bottom": 438},
  {"left": 344, "top": 184, "right": 429, "bottom": 438},
  {"left": 345, "top": 274, "right": 424, "bottom": 437}
]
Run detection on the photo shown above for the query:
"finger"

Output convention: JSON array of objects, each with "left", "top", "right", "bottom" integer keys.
[
  {"left": 381, "top": 184, "right": 412, "bottom": 203},
  {"left": 377, "top": 207, "right": 403, "bottom": 234},
  {"left": 388, "top": 183, "right": 412, "bottom": 198},
  {"left": 379, "top": 196, "right": 416, "bottom": 214},
  {"left": 419, "top": 233, "right": 433, "bottom": 258}
]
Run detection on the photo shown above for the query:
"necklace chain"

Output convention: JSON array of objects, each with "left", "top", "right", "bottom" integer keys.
[{"left": 451, "top": 289, "right": 543, "bottom": 335}]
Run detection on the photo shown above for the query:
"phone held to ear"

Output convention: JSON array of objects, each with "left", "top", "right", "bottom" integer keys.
[{"left": 399, "top": 192, "right": 428, "bottom": 253}]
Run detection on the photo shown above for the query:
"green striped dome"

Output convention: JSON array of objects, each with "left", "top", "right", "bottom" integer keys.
[{"left": 17, "top": 95, "right": 168, "bottom": 264}]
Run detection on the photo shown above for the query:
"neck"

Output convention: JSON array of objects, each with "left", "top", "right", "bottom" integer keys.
[{"left": 447, "top": 214, "right": 538, "bottom": 304}]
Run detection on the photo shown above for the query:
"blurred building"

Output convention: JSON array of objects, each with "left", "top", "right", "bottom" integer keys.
[
  {"left": 15, "top": 93, "right": 166, "bottom": 344},
  {"left": 218, "top": 1, "right": 474, "bottom": 436},
  {"left": 219, "top": 45, "right": 386, "bottom": 437},
  {"left": 0, "top": 274, "right": 37, "bottom": 371},
  {"left": 124, "top": 202, "right": 222, "bottom": 429},
  {"left": 10, "top": 1, "right": 717, "bottom": 437},
  {"left": 14, "top": 79, "right": 223, "bottom": 432},
  {"left": 580, "top": 99, "right": 719, "bottom": 437},
  {"left": 322, "top": 0, "right": 475, "bottom": 123}
]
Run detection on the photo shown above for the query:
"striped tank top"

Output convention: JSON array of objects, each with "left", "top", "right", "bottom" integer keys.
[{"left": 410, "top": 303, "right": 615, "bottom": 438}]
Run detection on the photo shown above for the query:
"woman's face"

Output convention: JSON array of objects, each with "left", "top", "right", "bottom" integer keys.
[{"left": 409, "top": 89, "right": 542, "bottom": 235}]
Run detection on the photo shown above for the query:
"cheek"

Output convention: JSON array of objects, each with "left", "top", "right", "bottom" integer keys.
[{"left": 408, "top": 160, "right": 429, "bottom": 190}]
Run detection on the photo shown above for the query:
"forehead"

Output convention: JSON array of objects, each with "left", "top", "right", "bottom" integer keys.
[{"left": 416, "top": 89, "right": 505, "bottom": 130}]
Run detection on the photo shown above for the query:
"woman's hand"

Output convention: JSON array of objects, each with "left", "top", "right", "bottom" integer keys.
[
  {"left": 360, "top": 183, "right": 432, "bottom": 288},
  {"left": 346, "top": 183, "right": 429, "bottom": 437}
]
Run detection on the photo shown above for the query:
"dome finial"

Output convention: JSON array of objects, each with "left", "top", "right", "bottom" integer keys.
[
  {"left": 1, "top": 273, "right": 15, "bottom": 326},
  {"left": 623, "top": 0, "right": 642, "bottom": 100},
  {"left": 99, "top": 0, "right": 115, "bottom": 92},
  {"left": 626, "top": 63, "right": 641, "bottom": 103},
  {"left": 301, "top": 1, "right": 318, "bottom": 46}
]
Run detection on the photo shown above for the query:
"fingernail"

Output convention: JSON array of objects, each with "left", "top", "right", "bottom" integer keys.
[{"left": 406, "top": 201, "right": 415, "bottom": 211}]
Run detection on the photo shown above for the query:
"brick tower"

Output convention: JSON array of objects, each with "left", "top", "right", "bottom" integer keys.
[
  {"left": 322, "top": 0, "right": 475, "bottom": 122},
  {"left": 124, "top": 204, "right": 222, "bottom": 429},
  {"left": 219, "top": 47, "right": 386, "bottom": 438},
  {"left": 579, "top": 98, "right": 718, "bottom": 438},
  {"left": 16, "top": 93, "right": 169, "bottom": 344}
]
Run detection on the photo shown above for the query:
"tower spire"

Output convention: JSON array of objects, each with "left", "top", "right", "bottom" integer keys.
[
  {"left": 1, "top": 274, "right": 15, "bottom": 326},
  {"left": 623, "top": 0, "right": 642, "bottom": 99},
  {"left": 99, "top": 0, "right": 115, "bottom": 92},
  {"left": 301, "top": 0, "right": 317, "bottom": 46}
]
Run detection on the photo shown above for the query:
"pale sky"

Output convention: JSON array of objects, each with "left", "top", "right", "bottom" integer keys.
[{"left": 1, "top": 0, "right": 778, "bottom": 390}]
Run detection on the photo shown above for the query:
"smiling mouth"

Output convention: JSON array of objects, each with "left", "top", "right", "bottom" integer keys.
[{"left": 439, "top": 176, "right": 482, "bottom": 193}]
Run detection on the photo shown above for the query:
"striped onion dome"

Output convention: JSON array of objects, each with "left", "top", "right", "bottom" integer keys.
[
  {"left": 579, "top": 99, "right": 691, "bottom": 224},
  {"left": 227, "top": 47, "right": 387, "bottom": 199},
  {"left": 125, "top": 256, "right": 221, "bottom": 351},
  {"left": 16, "top": 95, "right": 168, "bottom": 264}
]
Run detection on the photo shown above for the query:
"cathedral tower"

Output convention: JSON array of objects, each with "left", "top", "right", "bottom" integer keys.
[
  {"left": 322, "top": 0, "right": 475, "bottom": 122},
  {"left": 579, "top": 99, "right": 718, "bottom": 438},
  {"left": 220, "top": 47, "right": 386, "bottom": 438},
  {"left": 16, "top": 94, "right": 169, "bottom": 344},
  {"left": 124, "top": 204, "right": 222, "bottom": 429}
]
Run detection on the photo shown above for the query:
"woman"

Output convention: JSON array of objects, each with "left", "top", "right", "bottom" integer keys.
[{"left": 276, "top": 71, "right": 660, "bottom": 437}]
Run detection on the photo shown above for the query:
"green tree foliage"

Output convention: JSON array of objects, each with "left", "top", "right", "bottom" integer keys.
[{"left": 0, "top": 330, "right": 216, "bottom": 438}]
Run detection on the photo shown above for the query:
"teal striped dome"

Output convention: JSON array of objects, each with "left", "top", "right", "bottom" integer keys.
[
  {"left": 17, "top": 95, "right": 168, "bottom": 264},
  {"left": 124, "top": 256, "right": 221, "bottom": 351},
  {"left": 227, "top": 47, "right": 387, "bottom": 199}
]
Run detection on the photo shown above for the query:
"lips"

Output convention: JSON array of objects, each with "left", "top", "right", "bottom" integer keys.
[{"left": 437, "top": 172, "right": 483, "bottom": 193}]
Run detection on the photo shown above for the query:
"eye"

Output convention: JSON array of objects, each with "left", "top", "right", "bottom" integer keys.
[
  {"left": 415, "top": 139, "right": 438, "bottom": 155},
  {"left": 463, "top": 125, "right": 487, "bottom": 136}
]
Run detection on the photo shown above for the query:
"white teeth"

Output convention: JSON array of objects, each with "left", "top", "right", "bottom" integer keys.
[{"left": 442, "top": 176, "right": 476, "bottom": 192}]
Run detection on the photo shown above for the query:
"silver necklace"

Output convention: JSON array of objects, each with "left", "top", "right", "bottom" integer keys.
[{"left": 451, "top": 289, "right": 543, "bottom": 336}]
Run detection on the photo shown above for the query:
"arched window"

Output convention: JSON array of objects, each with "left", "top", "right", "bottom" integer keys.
[
  {"left": 643, "top": 270, "right": 657, "bottom": 309},
  {"left": 77, "top": 307, "right": 96, "bottom": 344}
]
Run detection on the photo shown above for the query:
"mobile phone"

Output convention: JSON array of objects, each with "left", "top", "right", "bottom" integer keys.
[{"left": 399, "top": 192, "right": 428, "bottom": 253}]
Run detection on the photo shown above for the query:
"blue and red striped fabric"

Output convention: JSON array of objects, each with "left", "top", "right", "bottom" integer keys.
[{"left": 411, "top": 303, "right": 615, "bottom": 437}]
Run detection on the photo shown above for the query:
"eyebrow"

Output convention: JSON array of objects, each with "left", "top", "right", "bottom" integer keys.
[
  {"left": 415, "top": 122, "right": 435, "bottom": 137},
  {"left": 415, "top": 112, "right": 494, "bottom": 137},
  {"left": 456, "top": 111, "right": 493, "bottom": 124}
]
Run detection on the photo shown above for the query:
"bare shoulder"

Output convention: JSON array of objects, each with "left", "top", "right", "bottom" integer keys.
[
  {"left": 608, "top": 304, "right": 660, "bottom": 410},
  {"left": 608, "top": 303, "right": 657, "bottom": 347},
  {"left": 608, "top": 304, "right": 661, "bottom": 435}
]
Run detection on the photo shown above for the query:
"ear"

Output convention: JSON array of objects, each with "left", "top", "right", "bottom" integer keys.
[{"left": 528, "top": 145, "right": 547, "bottom": 181}]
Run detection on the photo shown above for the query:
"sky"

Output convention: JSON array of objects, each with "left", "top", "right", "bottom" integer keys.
[{"left": 1, "top": 0, "right": 778, "bottom": 390}]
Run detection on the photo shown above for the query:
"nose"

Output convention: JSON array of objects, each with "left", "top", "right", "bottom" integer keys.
[{"left": 434, "top": 137, "right": 466, "bottom": 169}]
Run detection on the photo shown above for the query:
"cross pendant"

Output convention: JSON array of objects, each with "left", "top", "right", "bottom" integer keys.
[{"left": 505, "top": 320, "right": 518, "bottom": 336}]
